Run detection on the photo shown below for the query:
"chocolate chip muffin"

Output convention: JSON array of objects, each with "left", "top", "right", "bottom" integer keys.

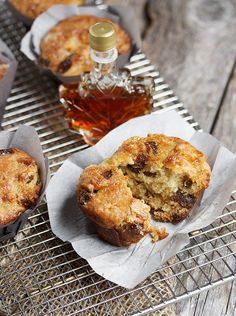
[
  {"left": 77, "top": 164, "right": 168, "bottom": 246},
  {"left": 0, "top": 64, "right": 9, "bottom": 80},
  {"left": 40, "top": 15, "right": 131, "bottom": 76},
  {"left": 77, "top": 134, "right": 211, "bottom": 246},
  {"left": 108, "top": 134, "right": 211, "bottom": 224},
  {"left": 0, "top": 148, "right": 42, "bottom": 225},
  {"left": 9, "top": 0, "right": 85, "bottom": 20}
]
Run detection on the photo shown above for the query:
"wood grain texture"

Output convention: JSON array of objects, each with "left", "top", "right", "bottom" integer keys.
[
  {"left": 212, "top": 60, "right": 236, "bottom": 153},
  {"left": 176, "top": 60, "right": 236, "bottom": 316},
  {"left": 175, "top": 229, "right": 236, "bottom": 316},
  {"left": 176, "top": 280, "right": 236, "bottom": 316},
  {"left": 143, "top": 0, "right": 236, "bottom": 132},
  {"left": 107, "top": 0, "right": 148, "bottom": 34},
  {"left": 108, "top": 1, "right": 236, "bottom": 315}
]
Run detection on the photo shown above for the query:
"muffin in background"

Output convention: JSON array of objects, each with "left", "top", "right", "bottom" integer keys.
[
  {"left": 8, "top": 0, "right": 85, "bottom": 20},
  {"left": 40, "top": 15, "right": 131, "bottom": 76},
  {"left": 0, "top": 39, "right": 18, "bottom": 125},
  {"left": 0, "top": 64, "right": 9, "bottom": 80},
  {"left": 0, "top": 148, "right": 42, "bottom": 225}
]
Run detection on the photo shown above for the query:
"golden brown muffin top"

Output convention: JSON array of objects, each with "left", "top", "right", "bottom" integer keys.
[
  {"left": 0, "top": 148, "right": 41, "bottom": 225},
  {"left": 77, "top": 135, "right": 211, "bottom": 229},
  {"left": 0, "top": 64, "right": 9, "bottom": 80},
  {"left": 77, "top": 164, "right": 151, "bottom": 229},
  {"left": 9, "top": 0, "right": 85, "bottom": 19},
  {"left": 108, "top": 134, "right": 211, "bottom": 190},
  {"left": 77, "top": 134, "right": 211, "bottom": 245},
  {"left": 40, "top": 15, "right": 131, "bottom": 76}
]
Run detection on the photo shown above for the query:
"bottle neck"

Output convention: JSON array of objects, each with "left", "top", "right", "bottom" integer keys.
[{"left": 90, "top": 48, "right": 118, "bottom": 74}]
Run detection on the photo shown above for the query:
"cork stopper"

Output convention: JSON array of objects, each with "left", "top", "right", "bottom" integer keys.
[{"left": 89, "top": 22, "right": 117, "bottom": 52}]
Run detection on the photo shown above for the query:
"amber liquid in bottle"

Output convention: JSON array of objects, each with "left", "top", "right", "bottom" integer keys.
[
  {"left": 60, "top": 83, "right": 151, "bottom": 145},
  {"left": 59, "top": 22, "right": 153, "bottom": 145}
]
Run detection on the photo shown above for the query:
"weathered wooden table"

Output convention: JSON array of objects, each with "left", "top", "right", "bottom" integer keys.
[
  {"left": 108, "top": 0, "right": 236, "bottom": 315},
  {"left": 0, "top": 0, "right": 235, "bottom": 315}
]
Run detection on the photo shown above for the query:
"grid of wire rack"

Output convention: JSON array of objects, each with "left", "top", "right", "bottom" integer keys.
[{"left": 0, "top": 1, "right": 236, "bottom": 315}]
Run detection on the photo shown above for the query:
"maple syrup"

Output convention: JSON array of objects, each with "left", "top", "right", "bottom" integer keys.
[
  {"left": 59, "top": 22, "right": 153, "bottom": 145},
  {"left": 60, "top": 84, "right": 151, "bottom": 145}
]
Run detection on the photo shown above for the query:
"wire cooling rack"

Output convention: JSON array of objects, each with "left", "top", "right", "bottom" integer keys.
[{"left": 0, "top": 1, "right": 236, "bottom": 315}]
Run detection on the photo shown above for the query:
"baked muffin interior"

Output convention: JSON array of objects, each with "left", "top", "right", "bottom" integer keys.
[
  {"left": 123, "top": 163, "right": 201, "bottom": 223},
  {"left": 108, "top": 135, "right": 211, "bottom": 223}
]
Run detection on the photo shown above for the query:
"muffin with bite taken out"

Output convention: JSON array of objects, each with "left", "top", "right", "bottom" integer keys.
[{"left": 77, "top": 134, "right": 211, "bottom": 246}]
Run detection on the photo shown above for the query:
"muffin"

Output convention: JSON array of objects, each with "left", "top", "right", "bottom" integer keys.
[
  {"left": 77, "top": 134, "right": 211, "bottom": 246},
  {"left": 9, "top": 0, "right": 85, "bottom": 20},
  {"left": 40, "top": 15, "right": 131, "bottom": 76},
  {"left": 108, "top": 134, "right": 211, "bottom": 224},
  {"left": 0, "top": 64, "right": 9, "bottom": 80},
  {"left": 0, "top": 148, "right": 42, "bottom": 225},
  {"left": 77, "top": 164, "right": 168, "bottom": 246}
]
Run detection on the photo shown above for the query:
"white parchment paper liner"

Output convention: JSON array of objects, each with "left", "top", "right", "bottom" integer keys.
[
  {"left": 6, "top": 0, "right": 95, "bottom": 26},
  {"left": 46, "top": 110, "right": 236, "bottom": 288},
  {"left": 20, "top": 4, "right": 141, "bottom": 83},
  {"left": 0, "top": 125, "right": 50, "bottom": 241},
  {"left": 0, "top": 39, "right": 18, "bottom": 125}
]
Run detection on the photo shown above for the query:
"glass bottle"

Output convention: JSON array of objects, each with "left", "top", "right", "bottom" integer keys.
[{"left": 59, "top": 22, "right": 154, "bottom": 145}]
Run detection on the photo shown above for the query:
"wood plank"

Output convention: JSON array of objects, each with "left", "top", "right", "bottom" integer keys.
[
  {"left": 142, "top": 1, "right": 236, "bottom": 315},
  {"left": 175, "top": 218, "right": 236, "bottom": 316},
  {"left": 212, "top": 60, "right": 236, "bottom": 153},
  {"left": 176, "top": 280, "right": 236, "bottom": 316},
  {"left": 143, "top": 0, "right": 236, "bottom": 132},
  {"left": 107, "top": 0, "right": 149, "bottom": 34},
  {"left": 105, "top": 2, "right": 236, "bottom": 316},
  {"left": 175, "top": 61, "right": 236, "bottom": 316}
]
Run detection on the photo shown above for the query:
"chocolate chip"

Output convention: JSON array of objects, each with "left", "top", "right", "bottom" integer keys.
[
  {"left": 38, "top": 57, "right": 49, "bottom": 67},
  {"left": 17, "top": 158, "right": 33, "bottom": 166},
  {"left": 145, "top": 141, "right": 158, "bottom": 154},
  {"left": 183, "top": 177, "right": 193, "bottom": 188},
  {"left": 143, "top": 171, "right": 157, "bottom": 177},
  {"left": 79, "top": 190, "right": 91, "bottom": 205},
  {"left": 128, "top": 154, "right": 148, "bottom": 173},
  {"left": 21, "top": 198, "right": 34, "bottom": 208},
  {"left": 26, "top": 175, "right": 34, "bottom": 184},
  {"left": 145, "top": 190, "right": 154, "bottom": 198},
  {"left": 2, "top": 193, "right": 11, "bottom": 203},
  {"left": 57, "top": 56, "right": 72, "bottom": 74},
  {"left": 173, "top": 190, "right": 196, "bottom": 209},
  {"left": 0, "top": 148, "right": 14, "bottom": 155},
  {"left": 17, "top": 174, "right": 25, "bottom": 182},
  {"left": 102, "top": 170, "right": 113, "bottom": 179},
  {"left": 172, "top": 212, "right": 187, "bottom": 223},
  {"left": 129, "top": 223, "right": 144, "bottom": 235}
]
